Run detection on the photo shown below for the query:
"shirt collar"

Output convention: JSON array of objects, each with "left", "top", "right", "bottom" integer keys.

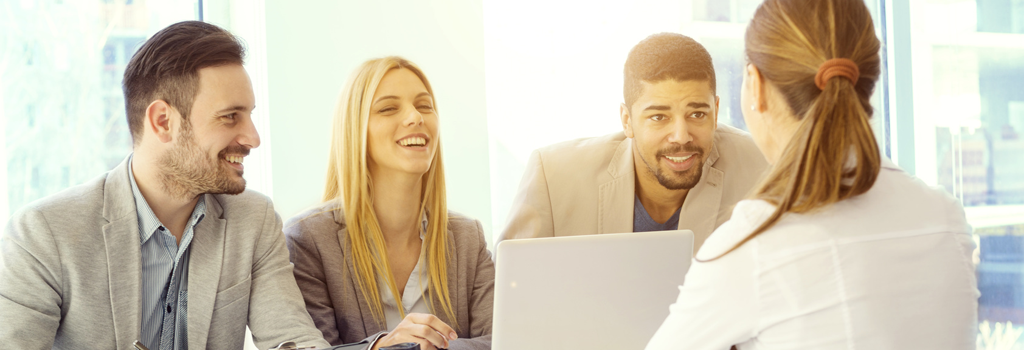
[{"left": 128, "top": 154, "right": 207, "bottom": 245}]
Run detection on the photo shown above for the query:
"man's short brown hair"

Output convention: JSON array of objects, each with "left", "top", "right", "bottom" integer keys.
[
  {"left": 623, "top": 33, "right": 716, "bottom": 108},
  {"left": 123, "top": 21, "right": 245, "bottom": 144}
]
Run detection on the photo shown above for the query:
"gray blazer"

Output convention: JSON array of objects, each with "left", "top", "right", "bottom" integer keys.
[
  {"left": 284, "top": 203, "right": 494, "bottom": 349},
  {"left": 0, "top": 157, "right": 330, "bottom": 350}
]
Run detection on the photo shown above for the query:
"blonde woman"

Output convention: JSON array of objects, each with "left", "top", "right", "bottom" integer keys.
[
  {"left": 285, "top": 57, "right": 493, "bottom": 350},
  {"left": 646, "top": 0, "right": 978, "bottom": 349}
]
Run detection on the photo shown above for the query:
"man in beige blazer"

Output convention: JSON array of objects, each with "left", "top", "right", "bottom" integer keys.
[
  {"left": 499, "top": 33, "right": 769, "bottom": 252},
  {"left": 0, "top": 22, "right": 328, "bottom": 350}
]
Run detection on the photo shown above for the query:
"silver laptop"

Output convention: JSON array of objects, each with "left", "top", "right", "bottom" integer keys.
[{"left": 492, "top": 230, "right": 694, "bottom": 350}]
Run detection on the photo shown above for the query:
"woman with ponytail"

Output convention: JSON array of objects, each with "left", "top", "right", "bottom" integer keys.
[
  {"left": 646, "top": 0, "right": 977, "bottom": 349},
  {"left": 285, "top": 57, "right": 493, "bottom": 350}
]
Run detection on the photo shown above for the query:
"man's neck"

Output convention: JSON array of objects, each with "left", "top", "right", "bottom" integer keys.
[
  {"left": 634, "top": 170, "right": 689, "bottom": 225},
  {"left": 131, "top": 154, "right": 199, "bottom": 244}
]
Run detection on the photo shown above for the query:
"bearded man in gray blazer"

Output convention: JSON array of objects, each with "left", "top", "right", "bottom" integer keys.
[
  {"left": 0, "top": 21, "right": 329, "bottom": 350},
  {"left": 499, "top": 33, "right": 769, "bottom": 252}
]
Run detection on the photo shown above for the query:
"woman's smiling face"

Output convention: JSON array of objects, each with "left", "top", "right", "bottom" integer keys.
[{"left": 365, "top": 68, "right": 439, "bottom": 178}]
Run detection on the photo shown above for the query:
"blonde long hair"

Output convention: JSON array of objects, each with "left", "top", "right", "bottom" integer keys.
[
  {"left": 323, "top": 56, "right": 456, "bottom": 327},
  {"left": 709, "top": 0, "right": 882, "bottom": 259}
]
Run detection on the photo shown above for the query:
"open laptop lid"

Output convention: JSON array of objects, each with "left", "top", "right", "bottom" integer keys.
[{"left": 492, "top": 230, "right": 694, "bottom": 350}]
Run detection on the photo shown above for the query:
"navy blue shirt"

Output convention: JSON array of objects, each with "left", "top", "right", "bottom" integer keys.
[{"left": 633, "top": 195, "right": 681, "bottom": 232}]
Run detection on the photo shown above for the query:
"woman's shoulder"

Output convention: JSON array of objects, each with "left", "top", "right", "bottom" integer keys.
[
  {"left": 284, "top": 201, "right": 345, "bottom": 240},
  {"left": 444, "top": 210, "right": 488, "bottom": 247},
  {"left": 696, "top": 199, "right": 775, "bottom": 260},
  {"left": 446, "top": 210, "right": 480, "bottom": 228}
]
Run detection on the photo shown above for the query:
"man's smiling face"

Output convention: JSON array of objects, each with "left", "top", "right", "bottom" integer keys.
[
  {"left": 159, "top": 64, "right": 259, "bottom": 197},
  {"left": 623, "top": 79, "right": 718, "bottom": 190}
]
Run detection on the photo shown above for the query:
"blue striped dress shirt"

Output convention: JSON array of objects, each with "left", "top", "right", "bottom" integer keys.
[{"left": 129, "top": 159, "right": 206, "bottom": 350}]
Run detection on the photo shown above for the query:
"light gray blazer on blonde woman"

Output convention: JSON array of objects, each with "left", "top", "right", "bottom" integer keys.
[
  {"left": 284, "top": 203, "right": 494, "bottom": 349},
  {"left": 0, "top": 156, "right": 329, "bottom": 350}
]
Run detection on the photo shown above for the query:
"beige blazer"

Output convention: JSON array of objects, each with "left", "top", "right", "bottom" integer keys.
[
  {"left": 498, "top": 124, "right": 768, "bottom": 251},
  {"left": 0, "top": 156, "right": 329, "bottom": 350},
  {"left": 284, "top": 203, "right": 494, "bottom": 349}
]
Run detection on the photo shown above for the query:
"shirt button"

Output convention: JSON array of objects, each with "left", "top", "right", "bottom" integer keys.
[{"left": 166, "top": 304, "right": 172, "bottom": 313}]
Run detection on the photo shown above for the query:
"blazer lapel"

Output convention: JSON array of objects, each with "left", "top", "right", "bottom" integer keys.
[
  {"left": 102, "top": 156, "right": 142, "bottom": 350},
  {"left": 598, "top": 137, "right": 636, "bottom": 234},
  {"left": 677, "top": 143, "right": 724, "bottom": 251},
  {"left": 103, "top": 218, "right": 142, "bottom": 350},
  {"left": 187, "top": 194, "right": 226, "bottom": 350},
  {"left": 335, "top": 209, "right": 385, "bottom": 339},
  {"left": 431, "top": 227, "right": 460, "bottom": 328}
]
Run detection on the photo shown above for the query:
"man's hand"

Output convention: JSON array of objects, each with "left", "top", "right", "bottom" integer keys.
[{"left": 371, "top": 313, "right": 458, "bottom": 350}]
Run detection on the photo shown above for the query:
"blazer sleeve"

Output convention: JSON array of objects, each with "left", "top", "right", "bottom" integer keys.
[
  {"left": 448, "top": 219, "right": 495, "bottom": 350},
  {"left": 0, "top": 208, "right": 63, "bottom": 350},
  {"left": 497, "top": 150, "right": 556, "bottom": 245},
  {"left": 284, "top": 220, "right": 344, "bottom": 345},
  {"left": 247, "top": 203, "right": 331, "bottom": 349}
]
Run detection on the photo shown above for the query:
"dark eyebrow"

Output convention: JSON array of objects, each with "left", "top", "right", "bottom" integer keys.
[
  {"left": 688, "top": 102, "right": 711, "bottom": 109},
  {"left": 642, "top": 105, "right": 671, "bottom": 112},
  {"left": 215, "top": 105, "right": 252, "bottom": 115}
]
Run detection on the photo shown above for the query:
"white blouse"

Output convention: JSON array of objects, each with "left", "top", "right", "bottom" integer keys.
[
  {"left": 381, "top": 252, "right": 431, "bottom": 331},
  {"left": 646, "top": 159, "right": 979, "bottom": 350}
]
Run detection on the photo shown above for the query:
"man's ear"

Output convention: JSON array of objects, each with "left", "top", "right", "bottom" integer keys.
[
  {"left": 620, "top": 103, "right": 634, "bottom": 138},
  {"left": 713, "top": 95, "right": 721, "bottom": 125},
  {"left": 145, "top": 100, "right": 175, "bottom": 144}
]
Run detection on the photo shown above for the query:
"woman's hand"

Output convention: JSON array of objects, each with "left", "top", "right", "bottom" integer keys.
[{"left": 371, "top": 313, "right": 458, "bottom": 350}]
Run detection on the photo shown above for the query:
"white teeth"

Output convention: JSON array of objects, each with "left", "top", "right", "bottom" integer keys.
[
  {"left": 398, "top": 137, "right": 426, "bottom": 147},
  {"left": 226, "top": 156, "right": 244, "bottom": 164},
  {"left": 665, "top": 155, "right": 693, "bottom": 163}
]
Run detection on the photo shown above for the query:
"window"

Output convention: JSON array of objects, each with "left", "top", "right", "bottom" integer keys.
[
  {"left": 0, "top": 0, "right": 198, "bottom": 232},
  {"left": 903, "top": 0, "right": 1024, "bottom": 346}
]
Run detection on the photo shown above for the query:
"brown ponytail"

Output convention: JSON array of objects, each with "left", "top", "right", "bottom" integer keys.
[{"left": 704, "top": 0, "right": 882, "bottom": 260}]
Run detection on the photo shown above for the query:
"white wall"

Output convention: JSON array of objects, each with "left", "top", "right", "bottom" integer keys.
[
  {"left": 264, "top": 0, "right": 492, "bottom": 239},
  {"left": 483, "top": 0, "right": 700, "bottom": 239}
]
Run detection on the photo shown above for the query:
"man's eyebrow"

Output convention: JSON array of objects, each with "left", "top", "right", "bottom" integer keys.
[
  {"left": 215, "top": 105, "right": 252, "bottom": 114},
  {"left": 642, "top": 105, "right": 671, "bottom": 112},
  {"left": 688, "top": 102, "right": 711, "bottom": 109}
]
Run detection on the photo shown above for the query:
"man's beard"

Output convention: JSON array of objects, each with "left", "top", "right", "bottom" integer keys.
[
  {"left": 640, "top": 143, "right": 706, "bottom": 191},
  {"left": 158, "top": 122, "right": 248, "bottom": 199}
]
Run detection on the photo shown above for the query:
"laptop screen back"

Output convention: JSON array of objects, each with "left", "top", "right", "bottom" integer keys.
[{"left": 492, "top": 230, "right": 694, "bottom": 350}]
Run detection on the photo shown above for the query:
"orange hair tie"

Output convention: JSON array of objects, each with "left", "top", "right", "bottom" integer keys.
[{"left": 814, "top": 58, "right": 860, "bottom": 90}]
